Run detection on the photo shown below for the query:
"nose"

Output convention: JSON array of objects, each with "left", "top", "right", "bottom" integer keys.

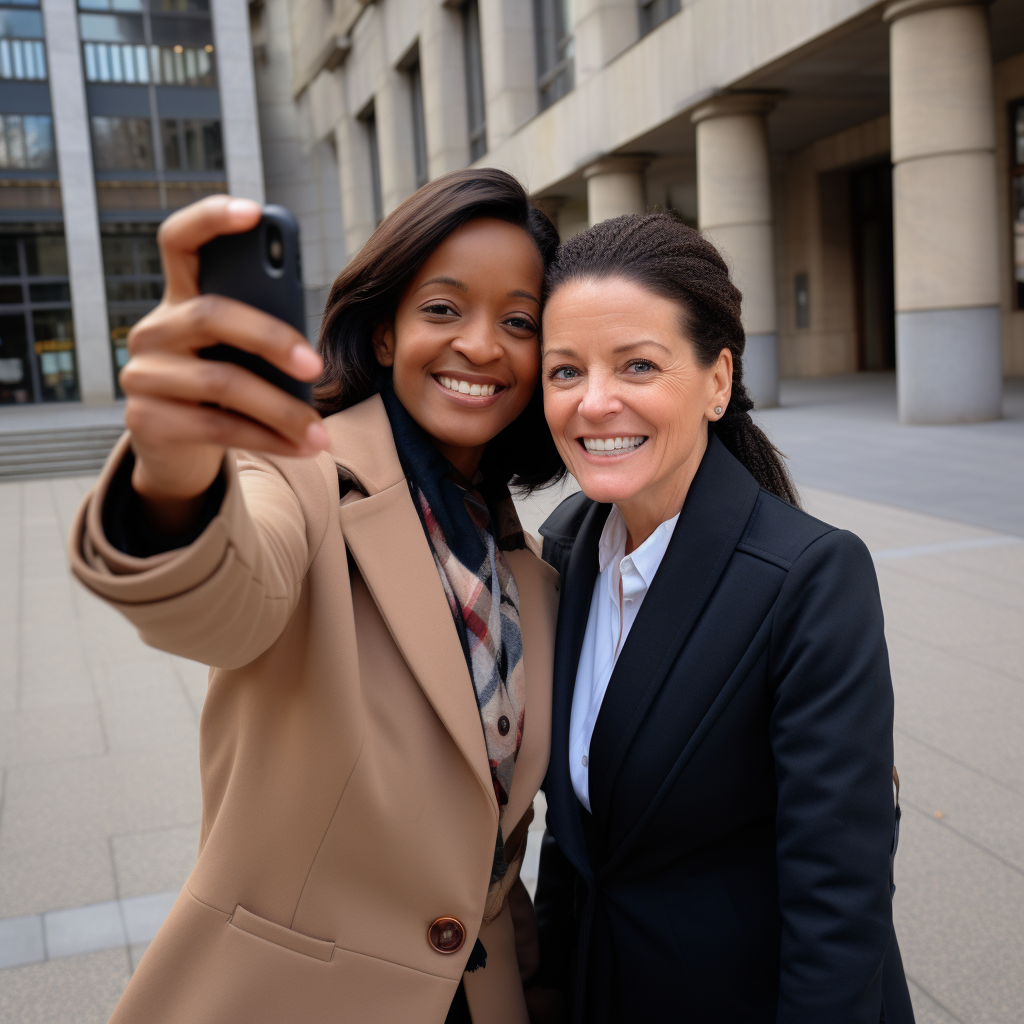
[
  {"left": 451, "top": 318, "right": 505, "bottom": 365},
  {"left": 577, "top": 370, "right": 624, "bottom": 420}
]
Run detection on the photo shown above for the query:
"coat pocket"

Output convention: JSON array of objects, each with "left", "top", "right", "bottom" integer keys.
[{"left": 228, "top": 905, "right": 335, "bottom": 963}]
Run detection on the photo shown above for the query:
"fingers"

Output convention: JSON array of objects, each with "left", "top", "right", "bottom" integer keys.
[
  {"left": 120, "top": 351, "right": 328, "bottom": 453},
  {"left": 128, "top": 294, "right": 323, "bottom": 380},
  {"left": 125, "top": 394, "right": 325, "bottom": 460},
  {"left": 157, "top": 194, "right": 263, "bottom": 303}
]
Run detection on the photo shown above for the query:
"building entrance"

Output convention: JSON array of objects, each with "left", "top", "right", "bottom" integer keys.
[
  {"left": 0, "top": 226, "right": 77, "bottom": 404},
  {"left": 851, "top": 162, "right": 896, "bottom": 372}
]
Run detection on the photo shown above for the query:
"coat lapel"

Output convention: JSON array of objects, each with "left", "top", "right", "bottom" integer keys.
[
  {"left": 544, "top": 500, "right": 611, "bottom": 879},
  {"left": 326, "top": 397, "right": 497, "bottom": 821},
  {"left": 586, "top": 435, "right": 761, "bottom": 848}
]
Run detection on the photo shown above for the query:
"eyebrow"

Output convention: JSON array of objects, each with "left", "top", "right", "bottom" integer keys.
[
  {"left": 416, "top": 275, "right": 468, "bottom": 293},
  {"left": 612, "top": 340, "right": 674, "bottom": 355},
  {"left": 508, "top": 289, "right": 540, "bottom": 304}
]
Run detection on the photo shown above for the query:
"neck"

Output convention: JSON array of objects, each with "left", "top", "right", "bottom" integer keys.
[
  {"left": 616, "top": 428, "right": 708, "bottom": 553},
  {"left": 433, "top": 440, "right": 485, "bottom": 481}
]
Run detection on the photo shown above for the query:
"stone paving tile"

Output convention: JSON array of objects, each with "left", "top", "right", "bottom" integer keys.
[
  {"left": 907, "top": 979, "right": 965, "bottom": 1024},
  {"left": 887, "top": 631, "right": 1024, "bottom": 793},
  {"left": 111, "top": 824, "right": 199, "bottom": 900},
  {"left": 894, "top": 730, "right": 1024, "bottom": 872},
  {"left": 0, "top": 912, "right": 45, "bottom": 969},
  {"left": 121, "top": 891, "right": 178, "bottom": 946},
  {"left": 0, "top": 705, "right": 106, "bottom": 768},
  {"left": 0, "top": 947, "right": 129, "bottom": 1024},
  {"left": 0, "top": 836, "right": 116, "bottom": 919},
  {"left": 44, "top": 900, "right": 125, "bottom": 959},
  {"left": 893, "top": 805, "right": 1024, "bottom": 1024}
]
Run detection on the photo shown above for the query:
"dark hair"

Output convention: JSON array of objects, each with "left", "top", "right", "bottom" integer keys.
[
  {"left": 315, "top": 167, "right": 564, "bottom": 491},
  {"left": 546, "top": 213, "right": 799, "bottom": 505}
]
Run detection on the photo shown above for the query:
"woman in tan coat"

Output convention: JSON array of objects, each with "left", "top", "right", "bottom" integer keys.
[{"left": 68, "top": 170, "right": 563, "bottom": 1024}]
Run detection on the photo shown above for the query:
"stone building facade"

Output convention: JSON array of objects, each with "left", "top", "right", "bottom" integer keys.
[
  {"left": 255, "top": 0, "right": 1024, "bottom": 424},
  {"left": 3, "top": 0, "right": 1022, "bottom": 424}
]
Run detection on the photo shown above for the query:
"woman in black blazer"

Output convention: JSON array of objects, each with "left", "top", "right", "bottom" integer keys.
[{"left": 527, "top": 214, "right": 914, "bottom": 1024}]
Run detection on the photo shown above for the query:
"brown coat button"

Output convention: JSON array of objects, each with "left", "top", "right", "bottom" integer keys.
[{"left": 428, "top": 917, "right": 465, "bottom": 954}]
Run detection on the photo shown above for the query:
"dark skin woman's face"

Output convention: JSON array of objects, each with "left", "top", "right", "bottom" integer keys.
[{"left": 373, "top": 218, "right": 544, "bottom": 479}]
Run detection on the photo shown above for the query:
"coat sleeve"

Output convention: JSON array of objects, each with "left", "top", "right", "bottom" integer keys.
[
  {"left": 68, "top": 433, "right": 334, "bottom": 670},
  {"left": 768, "top": 528, "right": 896, "bottom": 1024}
]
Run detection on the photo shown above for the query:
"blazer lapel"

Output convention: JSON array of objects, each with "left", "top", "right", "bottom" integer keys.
[
  {"left": 326, "top": 397, "right": 497, "bottom": 821},
  {"left": 586, "top": 435, "right": 761, "bottom": 844},
  {"left": 544, "top": 500, "right": 611, "bottom": 879}
]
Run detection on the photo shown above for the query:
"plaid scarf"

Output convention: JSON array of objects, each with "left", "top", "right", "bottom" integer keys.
[{"left": 382, "top": 387, "right": 527, "bottom": 883}]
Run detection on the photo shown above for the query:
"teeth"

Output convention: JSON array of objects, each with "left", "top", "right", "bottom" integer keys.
[
  {"left": 439, "top": 376, "right": 498, "bottom": 397},
  {"left": 582, "top": 436, "right": 646, "bottom": 454}
]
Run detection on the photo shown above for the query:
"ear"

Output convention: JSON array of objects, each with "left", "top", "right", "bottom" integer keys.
[
  {"left": 707, "top": 347, "right": 733, "bottom": 421},
  {"left": 372, "top": 322, "right": 395, "bottom": 368}
]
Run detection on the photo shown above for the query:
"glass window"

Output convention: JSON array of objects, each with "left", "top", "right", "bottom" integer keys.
[
  {"left": 101, "top": 224, "right": 162, "bottom": 387},
  {"left": 78, "top": 0, "right": 144, "bottom": 10},
  {"left": 78, "top": 12, "right": 145, "bottom": 42},
  {"left": 24, "top": 234, "right": 68, "bottom": 276},
  {"left": 1013, "top": 100, "right": 1024, "bottom": 310},
  {"left": 463, "top": 0, "right": 486, "bottom": 161},
  {"left": 639, "top": 0, "right": 680, "bottom": 36},
  {"left": 534, "top": 0, "right": 572, "bottom": 111},
  {"left": 149, "top": 14, "right": 212, "bottom": 46},
  {"left": 0, "top": 312, "right": 30, "bottom": 403},
  {"left": 408, "top": 59, "right": 428, "bottom": 189},
  {"left": 91, "top": 116, "right": 154, "bottom": 170},
  {"left": 33, "top": 311, "right": 77, "bottom": 401},
  {"left": 794, "top": 273, "right": 809, "bottom": 329},
  {"left": 0, "top": 227, "right": 77, "bottom": 404},
  {"left": 0, "top": 38, "right": 46, "bottom": 79},
  {"left": 161, "top": 117, "right": 222, "bottom": 171},
  {"left": 0, "top": 9, "right": 44, "bottom": 37},
  {"left": 358, "top": 106, "right": 383, "bottom": 226},
  {"left": 0, "top": 114, "right": 56, "bottom": 169}
]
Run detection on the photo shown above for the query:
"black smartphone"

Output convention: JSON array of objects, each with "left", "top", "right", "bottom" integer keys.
[{"left": 197, "top": 204, "right": 313, "bottom": 404}]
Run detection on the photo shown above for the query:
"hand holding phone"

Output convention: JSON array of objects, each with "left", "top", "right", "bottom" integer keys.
[{"left": 118, "top": 195, "right": 329, "bottom": 535}]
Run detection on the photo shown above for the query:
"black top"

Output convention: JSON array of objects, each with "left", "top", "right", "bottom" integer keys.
[{"left": 533, "top": 433, "right": 913, "bottom": 1024}]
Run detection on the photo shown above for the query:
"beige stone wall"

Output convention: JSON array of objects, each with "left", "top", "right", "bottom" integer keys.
[
  {"left": 776, "top": 116, "right": 890, "bottom": 377},
  {"left": 995, "top": 50, "right": 1024, "bottom": 376}
]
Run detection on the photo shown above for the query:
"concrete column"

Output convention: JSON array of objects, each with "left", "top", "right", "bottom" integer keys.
[
  {"left": 335, "top": 113, "right": 377, "bottom": 259},
  {"left": 885, "top": 0, "right": 1001, "bottom": 423},
  {"left": 572, "top": 0, "right": 638, "bottom": 82},
  {"left": 420, "top": 0, "right": 471, "bottom": 177},
  {"left": 375, "top": 68, "right": 418, "bottom": 217},
  {"left": 478, "top": 0, "right": 537, "bottom": 149},
  {"left": 692, "top": 93, "right": 779, "bottom": 409},
  {"left": 211, "top": 0, "right": 265, "bottom": 202},
  {"left": 584, "top": 156, "right": 647, "bottom": 226},
  {"left": 41, "top": 0, "right": 113, "bottom": 404}
]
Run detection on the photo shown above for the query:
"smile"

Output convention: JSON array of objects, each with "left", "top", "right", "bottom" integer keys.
[
  {"left": 436, "top": 375, "right": 502, "bottom": 397},
  {"left": 579, "top": 436, "right": 647, "bottom": 454}
]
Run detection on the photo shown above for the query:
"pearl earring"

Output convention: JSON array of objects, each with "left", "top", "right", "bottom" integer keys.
[{"left": 714, "top": 406, "right": 723, "bottom": 416}]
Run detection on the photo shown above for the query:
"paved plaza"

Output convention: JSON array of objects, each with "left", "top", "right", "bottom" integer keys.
[{"left": 1, "top": 373, "right": 1022, "bottom": 1023}]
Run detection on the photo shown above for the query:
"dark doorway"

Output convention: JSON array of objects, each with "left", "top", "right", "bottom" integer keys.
[{"left": 851, "top": 162, "right": 896, "bottom": 371}]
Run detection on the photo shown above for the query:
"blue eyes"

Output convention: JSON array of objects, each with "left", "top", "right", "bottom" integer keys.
[{"left": 548, "top": 360, "right": 655, "bottom": 381}]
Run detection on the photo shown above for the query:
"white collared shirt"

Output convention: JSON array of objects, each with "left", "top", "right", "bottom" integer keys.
[{"left": 568, "top": 505, "right": 681, "bottom": 812}]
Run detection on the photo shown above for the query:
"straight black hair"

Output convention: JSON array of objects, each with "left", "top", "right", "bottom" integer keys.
[{"left": 316, "top": 168, "right": 564, "bottom": 491}]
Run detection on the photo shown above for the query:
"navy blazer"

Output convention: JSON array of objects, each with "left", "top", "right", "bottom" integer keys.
[{"left": 534, "top": 434, "right": 913, "bottom": 1024}]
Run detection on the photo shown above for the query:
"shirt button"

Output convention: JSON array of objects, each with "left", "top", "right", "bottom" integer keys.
[
  {"left": 497, "top": 715, "right": 510, "bottom": 736},
  {"left": 581, "top": 755, "right": 588, "bottom": 768},
  {"left": 428, "top": 917, "right": 466, "bottom": 954}
]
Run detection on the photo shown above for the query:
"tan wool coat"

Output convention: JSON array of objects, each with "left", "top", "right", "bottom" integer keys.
[{"left": 68, "top": 394, "right": 560, "bottom": 1024}]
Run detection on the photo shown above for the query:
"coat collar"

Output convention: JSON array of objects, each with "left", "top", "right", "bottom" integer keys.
[
  {"left": 325, "top": 396, "right": 498, "bottom": 821},
  {"left": 545, "top": 434, "right": 761, "bottom": 872},
  {"left": 545, "top": 499, "right": 612, "bottom": 879},
  {"left": 587, "top": 433, "right": 760, "bottom": 860}
]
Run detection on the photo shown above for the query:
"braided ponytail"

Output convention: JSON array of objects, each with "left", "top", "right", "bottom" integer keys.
[{"left": 546, "top": 213, "right": 799, "bottom": 506}]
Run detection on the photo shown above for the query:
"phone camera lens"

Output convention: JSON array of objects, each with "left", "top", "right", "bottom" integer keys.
[{"left": 267, "top": 225, "right": 284, "bottom": 269}]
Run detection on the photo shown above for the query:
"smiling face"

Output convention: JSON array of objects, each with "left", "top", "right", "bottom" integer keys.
[
  {"left": 374, "top": 217, "right": 544, "bottom": 478},
  {"left": 542, "top": 275, "right": 733, "bottom": 544}
]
